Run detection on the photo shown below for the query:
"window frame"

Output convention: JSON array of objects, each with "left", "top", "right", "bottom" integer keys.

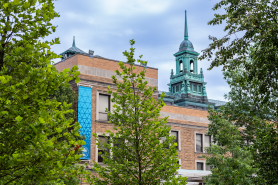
[
  {"left": 195, "top": 133, "right": 203, "bottom": 152},
  {"left": 171, "top": 129, "right": 181, "bottom": 151},
  {"left": 195, "top": 160, "right": 211, "bottom": 171},
  {"left": 179, "top": 60, "right": 183, "bottom": 73},
  {"left": 177, "top": 158, "right": 181, "bottom": 169},
  {"left": 96, "top": 91, "right": 112, "bottom": 121},
  {"left": 198, "top": 85, "right": 202, "bottom": 93},
  {"left": 193, "top": 85, "right": 197, "bottom": 92},
  {"left": 195, "top": 132, "right": 212, "bottom": 153},
  {"left": 190, "top": 60, "right": 194, "bottom": 73},
  {"left": 204, "top": 135, "right": 211, "bottom": 153},
  {"left": 171, "top": 83, "right": 182, "bottom": 93},
  {"left": 96, "top": 133, "right": 111, "bottom": 163}
]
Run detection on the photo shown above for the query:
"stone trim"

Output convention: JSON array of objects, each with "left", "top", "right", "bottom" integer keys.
[
  {"left": 167, "top": 122, "right": 208, "bottom": 130},
  {"left": 160, "top": 112, "right": 209, "bottom": 124},
  {"left": 77, "top": 79, "right": 159, "bottom": 96},
  {"left": 78, "top": 65, "right": 158, "bottom": 86},
  {"left": 95, "top": 120, "right": 208, "bottom": 130},
  {"left": 54, "top": 53, "right": 158, "bottom": 70}
]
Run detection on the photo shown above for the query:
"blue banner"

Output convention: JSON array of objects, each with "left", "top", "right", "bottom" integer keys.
[{"left": 78, "top": 86, "right": 92, "bottom": 160}]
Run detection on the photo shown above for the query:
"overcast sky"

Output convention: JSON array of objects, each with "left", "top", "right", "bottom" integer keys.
[{"left": 48, "top": 0, "right": 229, "bottom": 101}]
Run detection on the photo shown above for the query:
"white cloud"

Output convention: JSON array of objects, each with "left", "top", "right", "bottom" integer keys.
[
  {"left": 49, "top": 0, "right": 230, "bottom": 101},
  {"left": 124, "top": 29, "right": 135, "bottom": 35},
  {"left": 62, "top": 12, "right": 96, "bottom": 25},
  {"left": 98, "top": 0, "right": 172, "bottom": 15}
]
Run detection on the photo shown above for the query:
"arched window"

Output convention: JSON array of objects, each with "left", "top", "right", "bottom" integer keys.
[
  {"left": 190, "top": 60, "right": 194, "bottom": 73},
  {"left": 179, "top": 61, "right": 183, "bottom": 73}
]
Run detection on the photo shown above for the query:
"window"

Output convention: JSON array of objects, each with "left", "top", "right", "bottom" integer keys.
[
  {"left": 190, "top": 60, "right": 194, "bottom": 73},
  {"left": 206, "top": 164, "right": 212, "bottom": 171},
  {"left": 172, "top": 83, "right": 182, "bottom": 93},
  {"left": 113, "top": 138, "right": 124, "bottom": 161},
  {"left": 198, "top": 85, "right": 202, "bottom": 93},
  {"left": 160, "top": 130, "right": 180, "bottom": 150},
  {"left": 176, "top": 85, "right": 179, "bottom": 92},
  {"left": 160, "top": 136, "right": 168, "bottom": 149},
  {"left": 98, "top": 136, "right": 110, "bottom": 163},
  {"left": 197, "top": 162, "right": 203, "bottom": 170},
  {"left": 177, "top": 158, "right": 181, "bottom": 168},
  {"left": 196, "top": 133, "right": 212, "bottom": 153},
  {"left": 193, "top": 85, "right": 197, "bottom": 92},
  {"left": 204, "top": 135, "right": 211, "bottom": 153},
  {"left": 171, "top": 131, "right": 179, "bottom": 150},
  {"left": 179, "top": 61, "right": 183, "bottom": 73},
  {"left": 99, "top": 94, "right": 110, "bottom": 121},
  {"left": 196, "top": 161, "right": 211, "bottom": 171},
  {"left": 196, "top": 134, "right": 203, "bottom": 152}
]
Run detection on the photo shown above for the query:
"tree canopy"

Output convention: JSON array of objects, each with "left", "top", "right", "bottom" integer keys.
[
  {"left": 200, "top": 0, "right": 278, "bottom": 184},
  {"left": 0, "top": 0, "right": 87, "bottom": 184},
  {"left": 86, "top": 40, "right": 187, "bottom": 185}
]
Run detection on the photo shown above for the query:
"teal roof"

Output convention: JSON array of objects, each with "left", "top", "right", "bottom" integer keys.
[
  {"left": 59, "top": 36, "right": 87, "bottom": 56},
  {"left": 208, "top": 99, "right": 227, "bottom": 107},
  {"left": 176, "top": 10, "right": 198, "bottom": 54},
  {"left": 179, "top": 39, "right": 194, "bottom": 52}
]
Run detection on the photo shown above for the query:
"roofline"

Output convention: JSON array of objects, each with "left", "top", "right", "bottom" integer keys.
[
  {"left": 54, "top": 53, "right": 159, "bottom": 70},
  {"left": 174, "top": 50, "right": 199, "bottom": 56},
  {"left": 59, "top": 48, "right": 87, "bottom": 56}
]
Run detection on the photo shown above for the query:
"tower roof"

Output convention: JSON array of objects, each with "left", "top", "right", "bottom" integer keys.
[
  {"left": 59, "top": 36, "right": 87, "bottom": 56},
  {"left": 179, "top": 40, "right": 194, "bottom": 52},
  {"left": 177, "top": 10, "right": 196, "bottom": 53}
]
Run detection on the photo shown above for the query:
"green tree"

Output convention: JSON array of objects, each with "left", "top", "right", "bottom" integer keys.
[
  {"left": 49, "top": 82, "right": 87, "bottom": 185},
  {"left": 205, "top": 64, "right": 278, "bottom": 184},
  {"left": 204, "top": 106, "right": 257, "bottom": 185},
  {"left": 200, "top": 0, "right": 278, "bottom": 184},
  {"left": 86, "top": 40, "right": 187, "bottom": 185},
  {"left": 50, "top": 84, "right": 78, "bottom": 121},
  {"left": 0, "top": 0, "right": 87, "bottom": 184}
]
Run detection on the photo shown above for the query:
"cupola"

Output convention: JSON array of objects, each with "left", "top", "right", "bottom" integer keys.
[{"left": 60, "top": 36, "right": 87, "bottom": 60}]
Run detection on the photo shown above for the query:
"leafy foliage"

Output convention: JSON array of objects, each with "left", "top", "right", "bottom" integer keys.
[
  {"left": 205, "top": 65, "right": 278, "bottom": 184},
  {"left": 199, "top": 0, "right": 278, "bottom": 107},
  {"left": 204, "top": 106, "right": 257, "bottom": 185},
  {"left": 200, "top": 0, "right": 278, "bottom": 184},
  {"left": 50, "top": 83, "right": 78, "bottom": 121},
  {"left": 86, "top": 40, "right": 187, "bottom": 185},
  {"left": 0, "top": 0, "right": 88, "bottom": 184}
]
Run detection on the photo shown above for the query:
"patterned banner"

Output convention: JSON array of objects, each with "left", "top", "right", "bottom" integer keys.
[{"left": 78, "top": 86, "right": 92, "bottom": 160}]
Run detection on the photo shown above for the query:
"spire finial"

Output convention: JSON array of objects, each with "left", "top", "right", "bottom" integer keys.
[
  {"left": 72, "top": 36, "right": 76, "bottom": 47},
  {"left": 184, "top": 10, "right": 188, "bottom": 40}
]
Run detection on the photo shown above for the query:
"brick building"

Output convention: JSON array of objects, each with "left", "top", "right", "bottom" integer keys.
[{"left": 55, "top": 10, "right": 225, "bottom": 185}]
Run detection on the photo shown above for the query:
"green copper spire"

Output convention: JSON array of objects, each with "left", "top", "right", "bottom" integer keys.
[
  {"left": 72, "top": 36, "right": 76, "bottom": 47},
  {"left": 184, "top": 10, "right": 188, "bottom": 40},
  {"left": 59, "top": 36, "right": 87, "bottom": 58}
]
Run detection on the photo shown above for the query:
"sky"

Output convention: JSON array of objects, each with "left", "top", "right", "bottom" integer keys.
[{"left": 48, "top": 0, "right": 230, "bottom": 101}]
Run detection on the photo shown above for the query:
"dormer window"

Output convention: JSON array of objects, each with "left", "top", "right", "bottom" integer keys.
[{"left": 172, "top": 83, "right": 182, "bottom": 93}]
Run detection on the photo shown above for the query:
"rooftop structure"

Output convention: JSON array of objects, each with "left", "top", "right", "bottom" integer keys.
[
  {"left": 160, "top": 10, "right": 225, "bottom": 110},
  {"left": 59, "top": 36, "right": 87, "bottom": 60}
]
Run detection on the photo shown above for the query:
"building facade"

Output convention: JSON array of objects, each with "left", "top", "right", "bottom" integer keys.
[{"left": 55, "top": 11, "right": 225, "bottom": 184}]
